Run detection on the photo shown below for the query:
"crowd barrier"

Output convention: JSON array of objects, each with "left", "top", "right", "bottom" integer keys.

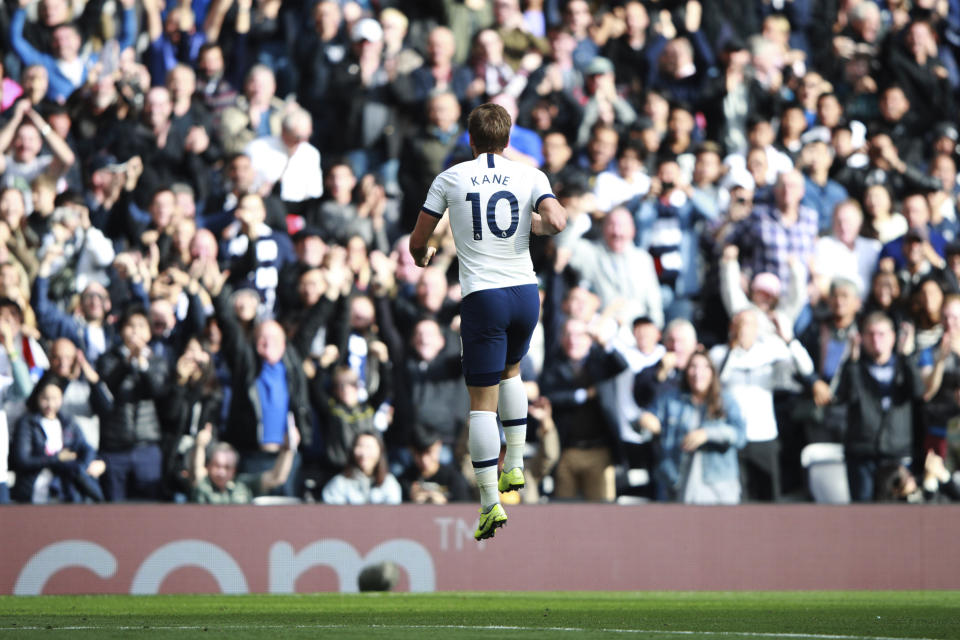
[{"left": 2, "top": 504, "right": 959, "bottom": 594}]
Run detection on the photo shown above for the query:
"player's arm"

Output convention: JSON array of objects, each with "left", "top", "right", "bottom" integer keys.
[
  {"left": 409, "top": 210, "right": 441, "bottom": 267},
  {"left": 531, "top": 196, "right": 567, "bottom": 236}
]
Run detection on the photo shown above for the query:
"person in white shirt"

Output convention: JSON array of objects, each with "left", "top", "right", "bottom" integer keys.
[
  {"left": 245, "top": 105, "right": 323, "bottom": 203},
  {"left": 409, "top": 102, "right": 566, "bottom": 540},
  {"left": 592, "top": 139, "right": 650, "bottom": 214},
  {"left": 811, "top": 199, "right": 882, "bottom": 301},
  {"left": 709, "top": 309, "right": 815, "bottom": 501}
]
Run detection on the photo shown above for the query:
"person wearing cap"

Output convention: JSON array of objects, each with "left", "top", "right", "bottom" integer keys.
[
  {"left": 574, "top": 55, "right": 636, "bottom": 149},
  {"left": 718, "top": 243, "right": 806, "bottom": 342},
  {"left": 879, "top": 191, "right": 948, "bottom": 272},
  {"left": 725, "top": 168, "right": 818, "bottom": 294},
  {"left": 709, "top": 308, "right": 815, "bottom": 502},
  {"left": 398, "top": 426, "right": 471, "bottom": 504},
  {"left": 893, "top": 228, "right": 947, "bottom": 305},
  {"left": 930, "top": 122, "right": 960, "bottom": 161},
  {"left": 326, "top": 17, "right": 401, "bottom": 193},
  {"left": 462, "top": 28, "right": 530, "bottom": 115}
]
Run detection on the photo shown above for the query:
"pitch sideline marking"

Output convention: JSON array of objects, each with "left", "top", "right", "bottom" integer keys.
[{"left": 0, "top": 623, "right": 939, "bottom": 639}]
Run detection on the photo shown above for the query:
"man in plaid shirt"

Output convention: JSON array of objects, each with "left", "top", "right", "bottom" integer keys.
[{"left": 727, "top": 169, "right": 819, "bottom": 289}]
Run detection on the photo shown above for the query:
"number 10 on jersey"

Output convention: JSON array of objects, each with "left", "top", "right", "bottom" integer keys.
[{"left": 466, "top": 191, "right": 520, "bottom": 240}]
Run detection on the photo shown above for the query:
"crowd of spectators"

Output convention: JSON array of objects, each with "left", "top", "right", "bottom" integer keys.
[{"left": 2, "top": 0, "right": 960, "bottom": 506}]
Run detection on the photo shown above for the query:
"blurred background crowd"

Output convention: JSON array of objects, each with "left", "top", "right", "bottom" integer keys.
[{"left": 1, "top": 0, "right": 959, "bottom": 507}]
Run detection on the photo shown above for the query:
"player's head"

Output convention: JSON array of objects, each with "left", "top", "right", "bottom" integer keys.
[{"left": 468, "top": 103, "right": 512, "bottom": 155}]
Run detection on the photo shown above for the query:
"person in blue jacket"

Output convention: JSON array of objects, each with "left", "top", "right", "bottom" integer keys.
[{"left": 637, "top": 349, "right": 747, "bottom": 504}]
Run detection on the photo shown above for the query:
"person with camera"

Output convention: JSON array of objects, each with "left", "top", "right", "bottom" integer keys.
[
  {"left": 91, "top": 304, "right": 171, "bottom": 501},
  {"left": 633, "top": 156, "right": 717, "bottom": 324},
  {"left": 39, "top": 191, "right": 115, "bottom": 288}
]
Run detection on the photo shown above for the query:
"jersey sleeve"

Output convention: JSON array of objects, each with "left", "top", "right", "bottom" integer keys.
[
  {"left": 421, "top": 172, "right": 451, "bottom": 219},
  {"left": 530, "top": 168, "right": 556, "bottom": 213}
]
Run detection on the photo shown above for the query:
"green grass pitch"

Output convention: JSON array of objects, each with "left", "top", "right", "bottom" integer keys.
[{"left": 1, "top": 591, "right": 958, "bottom": 639}]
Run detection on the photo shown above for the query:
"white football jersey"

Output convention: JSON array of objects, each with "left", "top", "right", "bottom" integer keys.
[{"left": 422, "top": 152, "right": 555, "bottom": 296}]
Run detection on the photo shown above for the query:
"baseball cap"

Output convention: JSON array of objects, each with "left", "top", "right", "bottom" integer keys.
[
  {"left": 87, "top": 153, "right": 123, "bottom": 173},
  {"left": 751, "top": 272, "right": 782, "bottom": 298},
  {"left": 904, "top": 228, "right": 926, "bottom": 244},
  {"left": 722, "top": 36, "right": 748, "bottom": 54},
  {"left": 584, "top": 56, "right": 614, "bottom": 76},
  {"left": 933, "top": 122, "right": 959, "bottom": 143},
  {"left": 721, "top": 166, "right": 756, "bottom": 192},
  {"left": 293, "top": 225, "right": 325, "bottom": 243},
  {"left": 352, "top": 18, "right": 383, "bottom": 43}
]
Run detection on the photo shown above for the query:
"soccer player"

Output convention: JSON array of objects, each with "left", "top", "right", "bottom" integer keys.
[{"left": 409, "top": 103, "right": 567, "bottom": 540}]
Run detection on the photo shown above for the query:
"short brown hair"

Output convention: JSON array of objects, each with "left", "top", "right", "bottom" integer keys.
[{"left": 468, "top": 103, "right": 511, "bottom": 153}]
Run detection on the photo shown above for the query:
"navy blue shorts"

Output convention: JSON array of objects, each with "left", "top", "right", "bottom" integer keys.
[{"left": 460, "top": 284, "right": 540, "bottom": 387}]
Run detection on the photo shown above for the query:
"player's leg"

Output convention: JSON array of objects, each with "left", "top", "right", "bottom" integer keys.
[
  {"left": 497, "top": 362, "right": 527, "bottom": 491},
  {"left": 498, "top": 284, "right": 541, "bottom": 491},
  {"left": 461, "top": 289, "right": 510, "bottom": 540},
  {"left": 466, "top": 383, "right": 502, "bottom": 511}
]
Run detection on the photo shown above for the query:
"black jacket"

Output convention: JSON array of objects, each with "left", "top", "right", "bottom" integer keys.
[
  {"left": 540, "top": 344, "right": 629, "bottom": 462},
  {"left": 835, "top": 355, "right": 924, "bottom": 460},
  {"left": 93, "top": 346, "right": 171, "bottom": 452}
]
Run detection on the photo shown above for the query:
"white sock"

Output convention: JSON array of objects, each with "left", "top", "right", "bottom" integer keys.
[
  {"left": 469, "top": 410, "right": 501, "bottom": 510},
  {"left": 498, "top": 374, "right": 527, "bottom": 472}
]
